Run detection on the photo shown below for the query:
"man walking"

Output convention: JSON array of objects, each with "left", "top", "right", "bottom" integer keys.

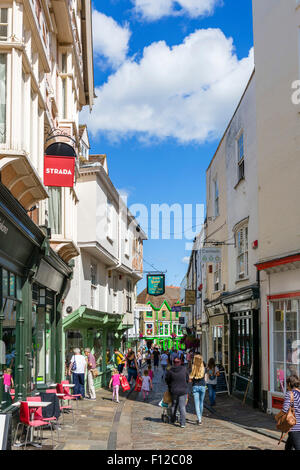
[
  {"left": 84, "top": 347, "right": 96, "bottom": 400},
  {"left": 165, "top": 357, "right": 189, "bottom": 428}
]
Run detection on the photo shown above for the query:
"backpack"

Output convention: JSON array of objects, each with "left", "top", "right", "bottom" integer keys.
[{"left": 275, "top": 391, "right": 297, "bottom": 444}]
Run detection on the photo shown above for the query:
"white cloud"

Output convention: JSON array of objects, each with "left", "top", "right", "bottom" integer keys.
[
  {"left": 132, "top": 0, "right": 221, "bottom": 21},
  {"left": 81, "top": 28, "right": 254, "bottom": 144},
  {"left": 92, "top": 10, "right": 131, "bottom": 68}
]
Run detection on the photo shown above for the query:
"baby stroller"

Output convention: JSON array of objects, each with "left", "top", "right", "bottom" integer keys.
[{"left": 159, "top": 400, "right": 180, "bottom": 424}]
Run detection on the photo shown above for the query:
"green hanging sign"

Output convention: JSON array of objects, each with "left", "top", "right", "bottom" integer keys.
[{"left": 147, "top": 274, "right": 165, "bottom": 296}]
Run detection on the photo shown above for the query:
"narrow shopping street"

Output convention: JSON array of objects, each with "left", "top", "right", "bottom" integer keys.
[{"left": 24, "top": 366, "right": 281, "bottom": 451}]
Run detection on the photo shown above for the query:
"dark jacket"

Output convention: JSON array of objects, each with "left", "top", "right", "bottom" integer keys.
[{"left": 165, "top": 365, "right": 189, "bottom": 397}]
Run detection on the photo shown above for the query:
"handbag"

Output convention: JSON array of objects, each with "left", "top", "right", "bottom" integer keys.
[
  {"left": 120, "top": 375, "right": 130, "bottom": 392},
  {"left": 275, "top": 391, "right": 297, "bottom": 444},
  {"left": 71, "top": 358, "right": 77, "bottom": 372},
  {"left": 91, "top": 368, "right": 99, "bottom": 378}
]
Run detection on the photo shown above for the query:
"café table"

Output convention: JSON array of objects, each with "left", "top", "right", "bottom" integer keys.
[{"left": 13, "top": 401, "right": 52, "bottom": 448}]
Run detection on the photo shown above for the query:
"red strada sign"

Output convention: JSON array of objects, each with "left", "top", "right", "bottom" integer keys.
[{"left": 44, "top": 155, "right": 75, "bottom": 188}]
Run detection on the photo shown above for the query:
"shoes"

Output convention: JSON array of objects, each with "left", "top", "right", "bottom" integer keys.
[
  {"left": 197, "top": 420, "right": 202, "bottom": 425},
  {"left": 90, "top": 398, "right": 96, "bottom": 400},
  {"left": 116, "top": 400, "right": 120, "bottom": 403},
  {"left": 180, "top": 425, "right": 185, "bottom": 428}
]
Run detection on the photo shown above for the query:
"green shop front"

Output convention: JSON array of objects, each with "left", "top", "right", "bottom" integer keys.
[
  {"left": 143, "top": 301, "right": 184, "bottom": 351},
  {"left": 0, "top": 182, "right": 73, "bottom": 441},
  {"left": 63, "top": 307, "right": 124, "bottom": 388}
]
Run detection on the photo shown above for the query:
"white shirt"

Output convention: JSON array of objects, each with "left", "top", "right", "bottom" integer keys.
[
  {"left": 71, "top": 354, "right": 86, "bottom": 374},
  {"left": 161, "top": 353, "right": 168, "bottom": 365}
]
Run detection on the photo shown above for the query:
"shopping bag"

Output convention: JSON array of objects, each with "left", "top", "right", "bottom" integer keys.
[
  {"left": 134, "top": 375, "right": 142, "bottom": 392},
  {"left": 120, "top": 375, "right": 130, "bottom": 391}
]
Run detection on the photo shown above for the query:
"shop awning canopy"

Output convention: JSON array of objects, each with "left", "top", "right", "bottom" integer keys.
[{"left": 63, "top": 306, "right": 124, "bottom": 330}]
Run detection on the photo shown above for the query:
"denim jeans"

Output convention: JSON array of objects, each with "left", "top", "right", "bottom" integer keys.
[
  {"left": 118, "top": 363, "right": 124, "bottom": 374},
  {"left": 207, "top": 384, "right": 216, "bottom": 405},
  {"left": 127, "top": 367, "right": 137, "bottom": 384},
  {"left": 192, "top": 385, "right": 206, "bottom": 422},
  {"left": 285, "top": 431, "right": 300, "bottom": 450},
  {"left": 171, "top": 394, "right": 187, "bottom": 426},
  {"left": 73, "top": 372, "right": 85, "bottom": 398}
]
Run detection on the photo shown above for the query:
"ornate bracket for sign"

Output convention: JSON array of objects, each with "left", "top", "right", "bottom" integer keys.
[{"left": 45, "top": 127, "right": 77, "bottom": 146}]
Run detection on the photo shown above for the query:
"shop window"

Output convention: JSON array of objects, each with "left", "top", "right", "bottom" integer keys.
[
  {"left": 271, "top": 300, "right": 300, "bottom": 395},
  {"left": 0, "top": 268, "right": 21, "bottom": 409},
  {"left": 48, "top": 187, "right": 62, "bottom": 234},
  {"left": 173, "top": 323, "right": 177, "bottom": 334},
  {"left": 146, "top": 323, "right": 153, "bottom": 336},
  {"left": 0, "top": 53, "right": 7, "bottom": 143},
  {"left": 162, "top": 311, "right": 166, "bottom": 319},
  {"left": 236, "top": 226, "right": 248, "bottom": 280},
  {"left": 146, "top": 311, "right": 152, "bottom": 318},
  {"left": 164, "top": 323, "right": 169, "bottom": 336},
  {"left": 126, "top": 279, "right": 132, "bottom": 313},
  {"left": 93, "top": 330, "right": 103, "bottom": 369},
  {"left": 212, "top": 325, "right": 223, "bottom": 364},
  {"left": 237, "top": 132, "right": 245, "bottom": 182}
]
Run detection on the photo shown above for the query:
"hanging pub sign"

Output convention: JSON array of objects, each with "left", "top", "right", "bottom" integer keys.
[
  {"left": 147, "top": 274, "right": 165, "bottom": 296},
  {"left": 44, "top": 155, "right": 75, "bottom": 188},
  {"left": 185, "top": 289, "right": 196, "bottom": 305},
  {"left": 200, "top": 248, "right": 222, "bottom": 263}
]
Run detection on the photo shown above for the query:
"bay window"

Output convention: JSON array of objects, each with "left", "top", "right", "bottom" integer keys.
[{"left": 214, "top": 262, "right": 221, "bottom": 291}]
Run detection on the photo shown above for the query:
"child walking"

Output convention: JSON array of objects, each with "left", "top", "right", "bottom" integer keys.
[
  {"left": 142, "top": 370, "right": 152, "bottom": 401},
  {"left": 109, "top": 369, "right": 121, "bottom": 403},
  {"left": 3, "top": 368, "right": 14, "bottom": 394},
  {"left": 148, "top": 365, "right": 153, "bottom": 381}
]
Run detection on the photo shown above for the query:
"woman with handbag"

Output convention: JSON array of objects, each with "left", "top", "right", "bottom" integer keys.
[
  {"left": 69, "top": 348, "right": 87, "bottom": 399},
  {"left": 282, "top": 375, "right": 300, "bottom": 450}
]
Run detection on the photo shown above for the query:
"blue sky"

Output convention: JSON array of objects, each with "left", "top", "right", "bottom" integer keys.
[{"left": 82, "top": 0, "right": 254, "bottom": 292}]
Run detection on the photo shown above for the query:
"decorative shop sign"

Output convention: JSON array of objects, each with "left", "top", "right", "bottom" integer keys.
[
  {"left": 44, "top": 155, "right": 75, "bottom": 188},
  {"left": 147, "top": 274, "right": 165, "bottom": 296},
  {"left": 185, "top": 289, "right": 196, "bottom": 305},
  {"left": 0, "top": 208, "right": 35, "bottom": 266},
  {"left": 200, "top": 247, "right": 222, "bottom": 263}
]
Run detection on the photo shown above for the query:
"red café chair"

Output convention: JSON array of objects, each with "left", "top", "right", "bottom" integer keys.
[
  {"left": 61, "top": 380, "right": 81, "bottom": 411},
  {"left": 56, "top": 383, "right": 75, "bottom": 424},
  {"left": 10, "top": 388, "right": 15, "bottom": 401},
  {"left": 27, "top": 396, "right": 60, "bottom": 441},
  {"left": 13, "top": 401, "right": 54, "bottom": 450}
]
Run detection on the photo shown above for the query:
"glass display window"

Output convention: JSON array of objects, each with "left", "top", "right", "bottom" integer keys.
[{"left": 271, "top": 299, "right": 300, "bottom": 394}]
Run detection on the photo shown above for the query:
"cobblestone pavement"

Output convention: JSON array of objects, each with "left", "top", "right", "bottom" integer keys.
[
  {"left": 117, "top": 366, "right": 280, "bottom": 451},
  {"left": 14, "top": 365, "right": 282, "bottom": 451}
]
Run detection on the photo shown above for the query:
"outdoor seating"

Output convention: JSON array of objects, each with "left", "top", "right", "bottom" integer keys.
[
  {"left": 13, "top": 401, "right": 54, "bottom": 450},
  {"left": 56, "top": 383, "right": 75, "bottom": 424}
]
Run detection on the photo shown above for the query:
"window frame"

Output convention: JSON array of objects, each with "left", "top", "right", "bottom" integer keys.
[
  {"left": 235, "top": 225, "right": 248, "bottom": 280},
  {"left": 214, "top": 179, "right": 219, "bottom": 218},
  {"left": 237, "top": 131, "right": 245, "bottom": 183},
  {"left": 213, "top": 262, "right": 221, "bottom": 292}
]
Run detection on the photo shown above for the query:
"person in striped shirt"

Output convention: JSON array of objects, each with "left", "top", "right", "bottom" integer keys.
[{"left": 283, "top": 375, "right": 300, "bottom": 450}]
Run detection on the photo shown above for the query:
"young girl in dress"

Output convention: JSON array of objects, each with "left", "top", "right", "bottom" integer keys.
[
  {"left": 3, "top": 368, "right": 14, "bottom": 394},
  {"left": 109, "top": 369, "right": 121, "bottom": 403},
  {"left": 142, "top": 369, "right": 152, "bottom": 401}
]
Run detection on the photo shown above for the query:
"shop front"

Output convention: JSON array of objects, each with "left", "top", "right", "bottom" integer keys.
[
  {"left": 63, "top": 307, "right": 123, "bottom": 388},
  {"left": 256, "top": 254, "right": 300, "bottom": 414},
  {"left": 205, "top": 299, "right": 229, "bottom": 372},
  {"left": 222, "top": 286, "right": 260, "bottom": 407},
  {"left": 0, "top": 182, "right": 45, "bottom": 413}
]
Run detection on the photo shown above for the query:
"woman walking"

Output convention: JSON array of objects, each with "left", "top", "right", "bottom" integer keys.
[
  {"left": 284, "top": 375, "right": 300, "bottom": 450},
  {"left": 189, "top": 354, "right": 206, "bottom": 425},
  {"left": 166, "top": 357, "right": 189, "bottom": 428},
  {"left": 69, "top": 348, "right": 87, "bottom": 399},
  {"left": 205, "top": 358, "right": 219, "bottom": 406},
  {"left": 127, "top": 351, "right": 139, "bottom": 386}
]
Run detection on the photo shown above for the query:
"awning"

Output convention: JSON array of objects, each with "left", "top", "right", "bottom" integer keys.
[{"left": 63, "top": 306, "right": 123, "bottom": 330}]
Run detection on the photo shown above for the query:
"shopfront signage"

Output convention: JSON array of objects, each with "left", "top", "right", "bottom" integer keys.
[
  {"left": 44, "top": 155, "right": 75, "bottom": 188},
  {"left": 147, "top": 274, "right": 165, "bottom": 296},
  {"left": 171, "top": 306, "right": 181, "bottom": 312},
  {"left": 185, "top": 289, "right": 196, "bottom": 305},
  {"left": 200, "top": 248, "right": 221, "bottom": 263}
]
